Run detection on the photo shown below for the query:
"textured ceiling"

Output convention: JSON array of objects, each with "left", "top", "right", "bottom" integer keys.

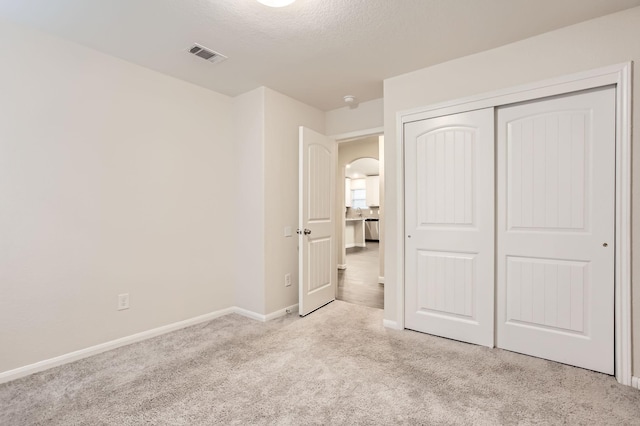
[{"left": 1, "top": 0, "right": 639, "bottom": 111}]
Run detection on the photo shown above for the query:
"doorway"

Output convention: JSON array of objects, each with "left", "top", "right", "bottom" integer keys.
[{"left": 337, "top": 136, "right": 384, "bottom": 309}]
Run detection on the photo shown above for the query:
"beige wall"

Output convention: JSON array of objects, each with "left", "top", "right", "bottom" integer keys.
[
  {"left": 326, "top": 98, "right": 383, "bottom": 136},
  {"left": 383, "top": 6, "right": 640, "bottom": 375},
  {"left": 264, "top": 88, "right": 325, "bottom": 314},
  {"left": 0, "top": 21, "right": 236, "bottom": 373},
  {"left": 234, "top": 88, "right": 266, "bottom": 314},
  {"left": 233, "top": 87, "right": 325, "bottom": 316}
]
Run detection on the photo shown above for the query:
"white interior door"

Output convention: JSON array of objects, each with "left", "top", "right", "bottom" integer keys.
[
  {"left": 404, "top": 108, "right": 494, "bottom": 347},
  {"left": 496, "top": 87, "right": 615, "bottom": 374},
  {"left": 299, "top": 126, "right": 337, "bottom": 316}
]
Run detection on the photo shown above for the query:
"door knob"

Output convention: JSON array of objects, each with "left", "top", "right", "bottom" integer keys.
[
  {"left": 603, "top": 242, "right": 608, "bottom": 247},
  {"left": 304, "top": 229, "right": 311, "bottom": 235}
]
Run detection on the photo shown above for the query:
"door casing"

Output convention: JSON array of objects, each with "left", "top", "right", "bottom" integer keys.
[{"left": 394, "top": 62, "right": 633, "bottom": 386}]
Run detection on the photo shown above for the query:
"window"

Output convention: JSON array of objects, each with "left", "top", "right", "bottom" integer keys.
[{"left": 351, "top": 189, "right": 367, "bottom": 209}]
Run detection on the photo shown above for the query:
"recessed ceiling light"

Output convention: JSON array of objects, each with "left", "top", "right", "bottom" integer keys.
[{"left": 256, "top": 0, "right": 296, "bottom": 7}]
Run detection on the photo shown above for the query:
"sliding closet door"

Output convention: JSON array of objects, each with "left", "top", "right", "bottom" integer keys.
[
  {"left": 404, "top": 108, "right": 494, "bottom": 347},
  {"left": 496, "top": 87, "right": 615, "bottom": 374}
]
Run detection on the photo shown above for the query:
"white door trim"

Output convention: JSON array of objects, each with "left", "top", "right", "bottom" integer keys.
[
  {"left": 330, "top": 127, "right": 384, "bottom": 143},
  {"left": 395, "top": 62, "right": 633, "bottom": 386}
]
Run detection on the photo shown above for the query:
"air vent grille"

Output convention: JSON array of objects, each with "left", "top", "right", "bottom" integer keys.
[{"left": 188, "top": 44, "right": 227, "bottom": 64}]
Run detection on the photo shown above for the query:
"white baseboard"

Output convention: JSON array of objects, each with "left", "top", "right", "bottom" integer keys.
[
  {"left": 233, "top": 307, "right": 267, "bottom": 322},
  {"left": 235, "top": 304, "right": 300, "bottom": 322},
  {"left": 0, "top": 303, "right": 302, "bottom": 385},
  {"left": 383, "top": 319, "right": 402, "bottom": 330},
  {"left": 264, "top": 304, "right": 299, "bottom": 321},
  {"left": 0, "top": 306, "right": 235, "bottom": 385},
  {"left": 378, "top": 276, "right": 384, "bottom": 284},
  {"left": 338, "top": 264, "right": 347, "bottom": 270},
  {"left": 633, "top": 376, "right": 639, "bottom": 390},
  {"left": 345, "top": 243, "right": 366, "bottom": 249}
]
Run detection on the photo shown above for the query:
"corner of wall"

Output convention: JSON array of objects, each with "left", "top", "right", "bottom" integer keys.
[
  {"left": 263, "top": 88, "right": 325, "bottom": 314},
  {"left": 233, "top": 88, "right": 267, "bottom": 314}
]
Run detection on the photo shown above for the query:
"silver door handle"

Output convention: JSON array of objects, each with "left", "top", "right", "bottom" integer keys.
[{"left": 296, "top": 229, "right": 312, "bottom": 235}]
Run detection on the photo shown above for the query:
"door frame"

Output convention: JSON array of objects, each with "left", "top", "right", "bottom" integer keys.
[
  {"left": 331, "top": 127, "right": 385, "bottom": 298},
  {"left": 394, "top": 62, "right": 633, "bottom": 386}
]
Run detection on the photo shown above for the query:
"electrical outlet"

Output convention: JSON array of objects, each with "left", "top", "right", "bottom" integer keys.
[
  {"left": 284, "top": 226, "right": 292, "bottom": 237},
  {"left": 117, "top": 293, "right": 130, "bottom": 311},
  {"left": 284, "top": 273, "right": 292, "bottom": 287}
]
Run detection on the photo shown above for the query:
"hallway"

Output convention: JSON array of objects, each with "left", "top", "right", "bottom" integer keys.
[{"left": 337, "top": 242, "right": 383, "bottom": 309}]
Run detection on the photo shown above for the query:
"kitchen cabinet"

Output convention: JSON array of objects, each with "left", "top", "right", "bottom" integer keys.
[
  {"left": 350, "top": 178, "right": 366, "bottom": 190},
  {"left": 366, "top": 175, "right": 380, "bottom": 207},
  {"left": 345, "top": 218, "right": 366, "bottom": 248}
]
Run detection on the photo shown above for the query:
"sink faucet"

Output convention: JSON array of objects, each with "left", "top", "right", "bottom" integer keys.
[{"left": 356, "top": 207, "right": 363, "bottom": 218}]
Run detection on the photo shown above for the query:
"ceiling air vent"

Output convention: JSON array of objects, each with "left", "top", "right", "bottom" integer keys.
[{"left": 188, "top": 44, "right": 227, "bottom": 65}]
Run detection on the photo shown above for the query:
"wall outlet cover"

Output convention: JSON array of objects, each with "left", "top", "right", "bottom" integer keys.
[{"left": 117, "top": 293, "right": 130, "bottom": 311}]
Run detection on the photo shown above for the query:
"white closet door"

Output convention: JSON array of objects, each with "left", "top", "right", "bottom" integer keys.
[
  {"left": 404, "top": 108, "right": 494, "bottom": 347},
  {"left": 496, "top": 87, "right": 615, "bottom": 374}
]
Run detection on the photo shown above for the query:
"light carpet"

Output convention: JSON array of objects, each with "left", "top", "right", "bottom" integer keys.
[{"left": 1, "top": 301, "right": 639, "bottom": 425}]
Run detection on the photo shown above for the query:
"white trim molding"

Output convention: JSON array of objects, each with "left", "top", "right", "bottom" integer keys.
[
  {"left": 383, "top": 319, "right": 402, "bottom": 330},
  {"left": 0, "top": 304, "right": 300, "bottom": 385},
  {"left": 233, "top": 307, "right": 268, "bottom": 322},
  {"left": 345, "top": 242, "right": 366, "bottom": 249},
  {"left": 265, "top": 304, "right": 299, "bottom": 321},
  {"left": 331, "top": 127, "right": 384, "bottom": 143},
  {"left": 632, "top": 377, "right": 640, "bottom": 390},
  {"left": 0, "top": 307, "right": 235, "bottom": 385},
  {"left": 395, "top": 62, "right": 633, "bottom": 386}
]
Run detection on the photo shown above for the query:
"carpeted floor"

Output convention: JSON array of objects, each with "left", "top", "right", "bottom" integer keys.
[{"left": 1, "top": 301, "right": 639, "bottom": 425}]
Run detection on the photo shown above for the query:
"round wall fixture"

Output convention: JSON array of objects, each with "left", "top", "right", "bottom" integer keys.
[
  {"left": 343, "top": 95, "right": 358, "bottom": 109},
  {"left": 256, "top": 0, "right": 296, "bottom": 7}
]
